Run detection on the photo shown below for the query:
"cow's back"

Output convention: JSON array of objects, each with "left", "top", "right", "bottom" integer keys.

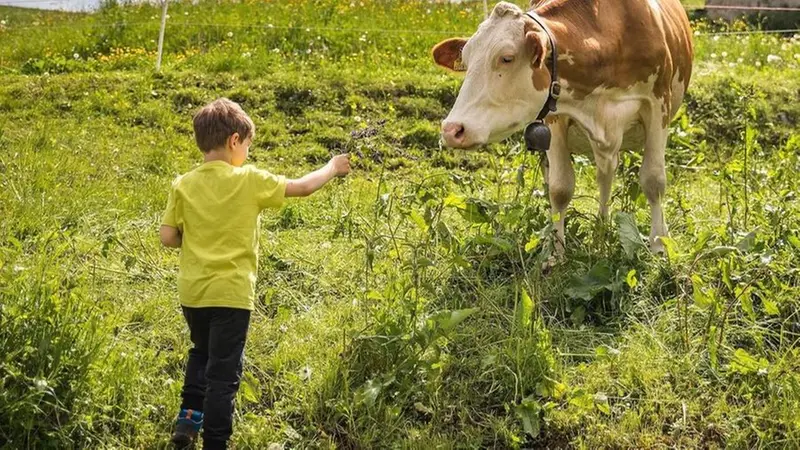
[{"left": 535, "top": 0, "right": 693, "bottom": 120}]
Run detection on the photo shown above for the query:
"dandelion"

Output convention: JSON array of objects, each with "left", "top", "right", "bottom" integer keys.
[
  {"left": 73, "top": 53, "right": 80, "bottom": 60},
  {"left": 728, "top": 62, "right": 736, "bottom": 68},
  {"left": 721, "top": 51, "right": 727, "bottom": 58},
  {"left": 713, "top": 35, "right": 720, "bottom": 42},
  {"left": 184, "top": 11, "right": 188, "bottom": 15},
  {"left": 694, "top": 30, "right": 700, "bottom": 36},
  {"left": 795, "top": 54, "right": 800, "bottom": 60},
  {"left": 710, "top": 53, "right": 717, "bottom": 59},
  {"left": 242, "top": 52, "right": 251, "bottom": 58},
  {"left": 227, "top": 31, "right": 233, "bottom": 38},
  {"left": 267, "top": 23, "right": 274, "bottom": 28},
  {"left": 354, "top": 115, "right": 362, "bottom": 122},
  {"left": 272, "top": 48, "right": 280, "bottom": 53},
  {"left": 767, "top": 54, "right": 782, "bottom": 64},
  {"left": 306, "top": 48, "right": 311, "bottom": 54},
  {"left": 737, "top": 57, "right": 744, "bottom": 63},
  {"left": 0, "top": 20, "right": 6, "bottom": 25},
  {"left": 755, "top": 61, "right": 762, "bottom": 67}
]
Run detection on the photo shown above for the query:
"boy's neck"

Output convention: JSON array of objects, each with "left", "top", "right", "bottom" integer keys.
[{"left": 204, "top": 148, "right": 232, "bottom": 164}]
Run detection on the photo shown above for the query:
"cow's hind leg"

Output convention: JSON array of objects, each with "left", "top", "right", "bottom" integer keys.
[
  {"left": 641, "top": 113, "right": 670, "bottom": 253},
  {"left": 591, "top": 135, "right": 622, "bottom": 221}
]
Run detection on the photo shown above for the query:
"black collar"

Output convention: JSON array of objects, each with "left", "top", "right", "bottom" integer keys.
[{"left": 525, "top": 11, "right": 561, "bottom": 121}]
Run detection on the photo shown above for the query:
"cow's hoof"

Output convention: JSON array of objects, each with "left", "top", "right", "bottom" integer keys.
[
  {"left": 541, "top": 255, "right": 560, "bottom": 274},
  {"left": 650, "top": 238, "right": 666, "bottom": 255}
]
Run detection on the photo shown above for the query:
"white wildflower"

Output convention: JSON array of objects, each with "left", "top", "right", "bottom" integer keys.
[
  {"left": 0, "top": 20, "right": 6, "bottom": 25},
  {"left": 767, "top": 54, "right": 782, "bottom": 64},
  {"left": 737, "top": 57, "right": 744, "bottom": 63},
  {"left": 227, "top": 31, "right": 233, "bottom": 38},
  {"left": 721, "top": 51, "right": 728, "bottom": 58},
  {"left": 710, "top": 53, "right": 717, "bottom": 59}
]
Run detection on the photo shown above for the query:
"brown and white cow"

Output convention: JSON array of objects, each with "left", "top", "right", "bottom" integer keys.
[{"left": 433, "top": 0, "right": 693, "bottom": 253}]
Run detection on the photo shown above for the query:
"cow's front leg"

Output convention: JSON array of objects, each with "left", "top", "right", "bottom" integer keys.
[
  {"left": 545, "top": 118, "right": 573, "bottom": 255},
  {"left": 641, "top": 124, "right": 669, "bottom": 253}
]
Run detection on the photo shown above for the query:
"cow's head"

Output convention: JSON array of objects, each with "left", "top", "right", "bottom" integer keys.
[{"left": 433, "top": 1, "right": 552, "bottom": 149}]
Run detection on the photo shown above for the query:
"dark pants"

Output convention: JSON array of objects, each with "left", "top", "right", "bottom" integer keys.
[{"left": 180, "top": 306, "right": 251, "bottom": 450}]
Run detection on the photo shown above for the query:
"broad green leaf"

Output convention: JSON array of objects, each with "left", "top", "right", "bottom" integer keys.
[
  {"left": 570, "top": 306, "right": 587, "bottom": 326},
  {"left": 565, "top": 261, "right": 613, "bottom": 301},
  {"left": 763, "top": 299, "right": 780, "bottom": 316},
  {"left": 409, "top": 210, "right": 428, "bottom": 233},
  {"left": 444, "top": 193, "right": 466, "bottom": 209},
  {"left": 525, "top": 235, "right": 540, "bottom": 253},
  {"left": 432, "top": 308, "right": 479, "bottom": 333},
  {"left": 461, "top": 199, "right": 493, "bottom": 224},
  {"left": 660, "top": 236, "right": 679, "bottom": 262},
  {"left": 516, "top": 288, "right": 534, "bottom": 329},
  {"left": 515, "top": 397, "right": 542, "bottom": 437},
  {"left": 569, "top": 389, "right": 594, "bottom": 410},
  {"left": 355, "top": 379, "right": 381, "bottom": 407},
  {"left": 594, "top": 393, "right": 610, "bottom": 415},
  {"left": 738, "top": 287, "right": 755, "bottom": 321},
  {"left": 692, "top": 275, "right": 715, "bottom": 310},
  {"left": 788, "top": 235, "right": 800, "bottom": 250},
  {"left": 615, "top": 212, "right": 646, "bottom": 258},
  {"left": 708, "top": 246, "right": 738, "bottom": 257},
  {"left": 240, "top": 372, "right": 260, "bottom": 403},
  {"left": 729, "top": 348, "right": 769, "bottom": 375},
  {"left": 735, "top": 232, "right": 756, "bottom": 253},
  {"left": 625, "top": 269, "right": 638, "bottom": 289},
  {"left": 691, "top": 230, "right": 714, "bottom": 255}
]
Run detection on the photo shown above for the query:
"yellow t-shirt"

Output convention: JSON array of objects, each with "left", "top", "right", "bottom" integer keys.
[{"left": 161, "top": 160, "right": 287, "bottom": 310}]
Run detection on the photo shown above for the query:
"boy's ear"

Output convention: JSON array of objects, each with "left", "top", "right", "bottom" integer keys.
[{"left": 228, "top": 132, "right": 240, "bottom": 149}]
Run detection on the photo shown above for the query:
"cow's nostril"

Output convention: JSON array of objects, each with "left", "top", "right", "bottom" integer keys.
[{"left": 455, "top": 126, "right": 465, "bottom": 140}]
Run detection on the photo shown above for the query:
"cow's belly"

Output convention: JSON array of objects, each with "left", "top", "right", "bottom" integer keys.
[{"left": 566, "top": 121, "right": 647, "bottom": 154}]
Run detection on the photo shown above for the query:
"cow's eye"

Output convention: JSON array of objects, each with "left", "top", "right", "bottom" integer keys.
[{"left": 501, "top": 55, "right": 515, "bottom": 64}]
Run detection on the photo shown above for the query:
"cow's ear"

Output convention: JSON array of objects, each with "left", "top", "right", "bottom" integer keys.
[
  {"left": 525, "top": 28, "right": 546, "bottom": 69},
  {"left": 432, "top": 38, "right": 468, "bottom": 72}
]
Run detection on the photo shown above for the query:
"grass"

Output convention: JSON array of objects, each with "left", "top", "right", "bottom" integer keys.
[{"left": 1, "top": 0, "right": 799, "bottom": 448}]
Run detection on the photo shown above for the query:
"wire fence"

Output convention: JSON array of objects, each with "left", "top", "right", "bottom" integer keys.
[{"left": 1, "top": 1, "right": 799, "bottom": 72}]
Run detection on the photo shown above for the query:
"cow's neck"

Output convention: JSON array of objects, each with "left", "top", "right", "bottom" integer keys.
[{"left": 534, "top": 1, "right": 602, "bottom": 109}]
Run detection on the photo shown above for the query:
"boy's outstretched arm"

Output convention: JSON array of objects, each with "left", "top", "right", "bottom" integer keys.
[
  {"left": 160, "top": 225, "right": 182, "bottom": 248},
  {"left": 285, "top": 154, "right": 350, "bottom": 198}
]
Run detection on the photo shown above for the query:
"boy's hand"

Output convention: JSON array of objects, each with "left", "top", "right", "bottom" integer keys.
[{"left": 329, "top": 154, "right": 351, "bottom": 177}]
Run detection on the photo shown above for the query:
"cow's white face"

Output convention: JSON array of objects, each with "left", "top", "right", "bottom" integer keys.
[{"left": 434, "top": 2, "right": 550, "bottom": 149}]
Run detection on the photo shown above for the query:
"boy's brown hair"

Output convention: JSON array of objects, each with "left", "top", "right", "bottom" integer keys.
[{"left": 192, "top": 98, "right": 255, "bottom": 153}]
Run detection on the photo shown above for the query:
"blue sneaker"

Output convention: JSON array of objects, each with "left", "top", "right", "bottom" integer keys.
[{"left": 171, "top": 409, "right": 203, "bottom": 449}]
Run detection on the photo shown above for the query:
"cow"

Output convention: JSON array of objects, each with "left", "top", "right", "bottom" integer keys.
[{"left": 433, "top": 0, "right": 693, "bottom": 254}]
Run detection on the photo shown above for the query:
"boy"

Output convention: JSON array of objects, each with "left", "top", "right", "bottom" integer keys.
[{"left": 160, "top": 98, "right": 350, "bottom": 449}]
